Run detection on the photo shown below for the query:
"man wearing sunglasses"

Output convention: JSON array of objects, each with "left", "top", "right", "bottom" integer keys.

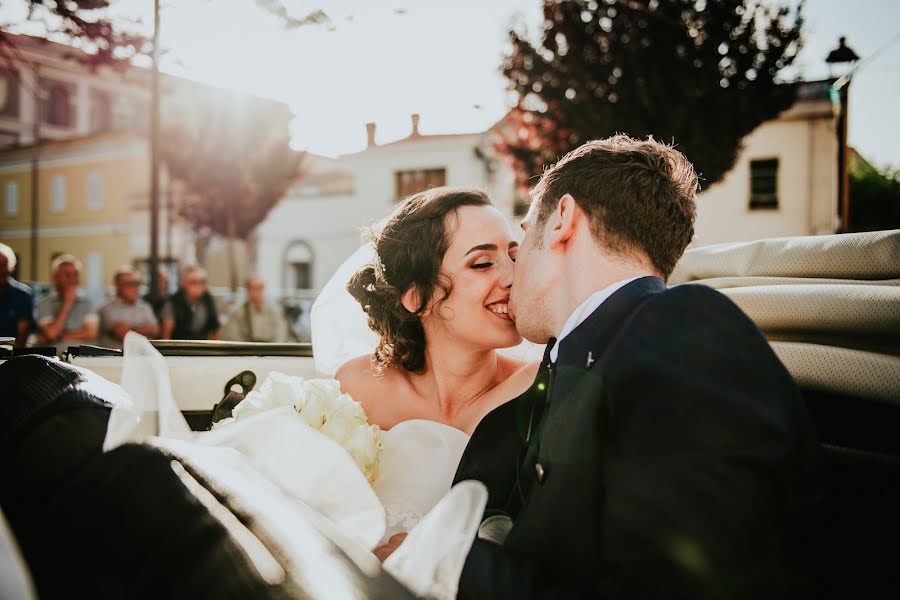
[{"left": 98, "top": 266, "right": 160, "bottom": 349}]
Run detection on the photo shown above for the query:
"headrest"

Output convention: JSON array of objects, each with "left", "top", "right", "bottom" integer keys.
[
  {"left": 670, "top": 229, "right": 900, "bottom": 284},
  {"left": 670, "top": 230, "right": 900, "bottom": 401}
]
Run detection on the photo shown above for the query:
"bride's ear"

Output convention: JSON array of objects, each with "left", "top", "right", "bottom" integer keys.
[{"left": 401, "top": 286, "right": 421, "bottom": 315}]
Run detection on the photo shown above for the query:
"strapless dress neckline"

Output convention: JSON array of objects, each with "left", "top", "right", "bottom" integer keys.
[{"left": 374, "top": 419, "right": 471, "bottom": 541}]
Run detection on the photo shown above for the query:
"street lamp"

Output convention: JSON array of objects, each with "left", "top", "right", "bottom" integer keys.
[{"left": 826, "top": 37, "right": 860, "bottom": 232}]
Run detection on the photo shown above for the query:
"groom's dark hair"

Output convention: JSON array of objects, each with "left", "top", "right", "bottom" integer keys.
[{"left": 531, "top": 135, "right": 698, "bottom": 279}]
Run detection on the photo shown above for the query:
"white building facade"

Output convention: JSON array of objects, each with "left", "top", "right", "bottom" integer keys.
[
  {"left": 693, "top": 81, "right": 840, "bottom": 246},
  {"left": 257, "top": 87, "right": 839, "bottom": 298},
  {"left": 255, "top": 118, "right": 519, "bottom": 295}
]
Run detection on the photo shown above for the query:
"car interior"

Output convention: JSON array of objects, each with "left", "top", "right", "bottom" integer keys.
[{"left": 1, "top": 229, "right": 898, "bottom": 598}]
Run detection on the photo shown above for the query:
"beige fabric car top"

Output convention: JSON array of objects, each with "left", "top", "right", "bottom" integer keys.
[{"left": 669, "top": 229, "right": 900, "bottom": 403}]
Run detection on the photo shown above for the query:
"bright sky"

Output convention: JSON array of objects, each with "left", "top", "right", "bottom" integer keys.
[{"left": 6, "top": 0, "right": 900, "bottom": 166}]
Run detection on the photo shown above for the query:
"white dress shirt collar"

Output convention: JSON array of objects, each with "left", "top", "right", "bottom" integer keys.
[{"left": 549, "top": 276, "right": 643, "bottom": 363}]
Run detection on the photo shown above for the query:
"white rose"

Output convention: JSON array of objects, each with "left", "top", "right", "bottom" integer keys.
[
  {"left": 320, "top": 395, "right": 367, "bottom": 444},
  {"left": 259, "top": 372, "right": 305, "bottom": 408},
  {"left": 298, "top": 391, "right": 327, "bottom": 429},
  {"left": 345, "top": 424, "right": 382, "bottom": 485},
  {"left": 231, "top": 390, "right": 273, "bottom": 420},
  {"left": 301, "top": 379, "right": 342, "bottom": 410}
]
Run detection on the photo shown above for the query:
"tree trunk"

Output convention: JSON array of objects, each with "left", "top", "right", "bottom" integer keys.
[{"left": 226, "top": 205, "right": 239, "bottom": 293}]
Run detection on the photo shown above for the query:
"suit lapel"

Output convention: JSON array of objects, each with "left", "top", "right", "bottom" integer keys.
[
  {"left": 555, "top": 276, "right": 666, "bottom": 371},
  {"left": 457, "top": 278, "right": 667, "bottom": 515},
  {"left": 455, "top": 344, "right": 554, "bottom": 515},
  {"left": 516, "top": 277, "right": 666, "bottom": 497}
]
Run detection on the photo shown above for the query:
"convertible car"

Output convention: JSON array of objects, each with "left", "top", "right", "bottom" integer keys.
[{"left": 1, "top": 229, "right": 898, "bottom": 599}]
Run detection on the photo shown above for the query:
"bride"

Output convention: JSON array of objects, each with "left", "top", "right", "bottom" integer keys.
[
  {"left": 314, "top": 187, "right": 540, "bottom": 560},
  {"left": 335, "top": 187, "right": 538, "bottom": 433}
]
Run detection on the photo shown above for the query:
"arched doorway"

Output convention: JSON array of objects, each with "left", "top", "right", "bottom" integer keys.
[{"left": 283, "top": 241, "right": 314, "bottom": 290}]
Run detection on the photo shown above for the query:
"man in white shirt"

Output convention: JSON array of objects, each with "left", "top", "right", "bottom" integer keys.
[
  {"left": 98, "top": 266, "right": 159, "bottom": 349},
  {"left": 36, "top": 255, "right": 99, "bottom": 354}
]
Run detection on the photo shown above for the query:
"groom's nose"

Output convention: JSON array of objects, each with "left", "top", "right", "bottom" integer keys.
[{"left": 500, "top": 256, "right": 514, "bottom": 289}]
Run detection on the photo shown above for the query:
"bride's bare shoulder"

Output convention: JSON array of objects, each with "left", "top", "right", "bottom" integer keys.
[
  {"left": 335, "top": 355, "right": 399, "bottom": 408},
  {"left": 335, "top": 356, "right": 411, "bottom": 428},
  {"left": 336, "top": 355, "right": 380, "bottom": 393}
]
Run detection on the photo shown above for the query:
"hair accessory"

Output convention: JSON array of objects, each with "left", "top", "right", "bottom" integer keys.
[{"left": 374, "top": 249, "right": 388, "bottom": 283}]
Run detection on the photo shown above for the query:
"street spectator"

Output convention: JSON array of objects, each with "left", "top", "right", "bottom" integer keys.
[
  {"left": 98, "top": 266, "right": 160, "bottom": 349},
  {"left": 160, "top": 266, "right": 221, "bottom": 340},
  {"left": 222, "top": 276, "right": 287, "bottom": 342},
  {"left": 144, "top": 266, "right": 169, "bottom": 323},
  {"left": 0, "top": 243, "right": 33, "bottom": 348},
  {"left": 36, "top": 254, "right": 98, "bottom": 353}
]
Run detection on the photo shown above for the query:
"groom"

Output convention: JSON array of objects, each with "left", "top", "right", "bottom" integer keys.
[{"left": 453, "top": 136, "right": 818, "bottom": 599}]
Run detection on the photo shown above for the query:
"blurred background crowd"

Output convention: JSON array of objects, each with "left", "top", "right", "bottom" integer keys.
[{"left": 1, "top": 242, "right": 305, "bottom": 351}]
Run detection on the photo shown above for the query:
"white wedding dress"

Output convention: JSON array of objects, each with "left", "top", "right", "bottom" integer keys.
[
  {"left": 98, "top": 245, "right": 537, "bottom": 598},
  {"left": 101, "top": 333, "right": 483, "bottom": 599}
]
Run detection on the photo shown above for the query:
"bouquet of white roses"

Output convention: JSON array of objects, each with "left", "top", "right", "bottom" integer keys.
[{"left": 215, "top": 372, "right": 382, "bottom": 484}]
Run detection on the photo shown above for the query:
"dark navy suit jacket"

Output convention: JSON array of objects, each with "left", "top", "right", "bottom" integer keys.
[{"left": 454, "top": 276, "right": 818, "bottom": 599}]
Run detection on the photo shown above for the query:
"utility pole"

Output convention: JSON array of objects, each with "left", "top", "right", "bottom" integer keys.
[
  {"left": 29, "top": 68, "right": 40, "bottom": 281},
  {"left": 149, "top": 0, "right": 161, "bottom": 301}
]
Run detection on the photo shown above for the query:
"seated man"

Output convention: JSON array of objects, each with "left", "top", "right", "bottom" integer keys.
[
  {"left": 0, "top": 243, "right": 33, "bottom": 348},
  {"left": 222, "top": 276, "right": 287, "bottom": 342},
  {"left": 98, "top": 266, "right": 159, "bottom": 349},
  {"left": 143, "top": 266, "right": 169, "bottom": 324},
  {"left": 160, "top": 266, "right": 221, "bottom": 341},
  {"left": 36, "top": 255, "right": 98, "bottom": 353}
]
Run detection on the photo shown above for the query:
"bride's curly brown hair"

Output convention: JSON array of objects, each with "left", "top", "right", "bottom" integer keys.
[{"left": 347, "top": 187, "right": 492, "bottom": 374}]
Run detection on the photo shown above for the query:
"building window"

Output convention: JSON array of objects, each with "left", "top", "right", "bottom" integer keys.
[
  {"left": 41, "top": 80, "right": 75, "bottom": 128},
  {"left": 395, "top": 168, "right": 446, "bottom": 200},
  {"left": 284, "top": 241, "right": 313, "bottom": 290},
  {"left": 0, "top": 69, "right": 20, "bottom": 118},
  {"left": 51, "top": 174, "right": 66, "bottom": 213},
  {"left": 90, "top": 89, "right": 112, "bottom": 132},
  {"left": 749, "top": 158, "right": 779, "bottom": 210},
  {"left": 5, "top": 181, "right": 18, "bottom": 217},
  {"left": 291, "top": 262, "right": 311, "bottom": 290},
  {"left": 87, "top": 171, "right": 103, "bottom": 210}
]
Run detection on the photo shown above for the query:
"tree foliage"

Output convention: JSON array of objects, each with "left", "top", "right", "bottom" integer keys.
[
  {"left": 0, "top": 1, "right": 332, "bottom": 68},
  {"left": 161, "top": 100, "right": 303, "bottom": 242},
  {"left": 498, "top": 0, "right": 804, "bottom": 190},
  {"left": 849, "top": 157, "right": 900, "bottom": 232},
  {"left": 0, "top": 0, "right": 150, "bottom": 68}
]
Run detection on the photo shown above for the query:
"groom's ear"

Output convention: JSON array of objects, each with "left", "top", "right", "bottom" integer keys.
[{"left": 548, "top": 193, "right": 578, "bottom": 250}]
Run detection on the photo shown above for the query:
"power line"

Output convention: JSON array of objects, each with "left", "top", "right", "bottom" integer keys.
[{"left": 834, "top": 31, "right": 900, "bottom": 90}]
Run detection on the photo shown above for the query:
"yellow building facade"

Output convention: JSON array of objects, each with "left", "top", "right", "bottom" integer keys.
[
  {"left": 1, "top": 132, "right": 147, "bottom": 286},
  {"left": 0, "top": 34, "right": 293, "bottom": 295}
]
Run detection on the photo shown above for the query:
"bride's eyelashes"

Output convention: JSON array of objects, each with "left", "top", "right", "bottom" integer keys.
[{"left": 470, "top": 253, "right": 516, "bottom": 269}]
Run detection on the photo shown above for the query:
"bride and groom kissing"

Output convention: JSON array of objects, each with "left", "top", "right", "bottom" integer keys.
[{"left": 327, "top": 135, "right": 816, "bottom": 598}]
